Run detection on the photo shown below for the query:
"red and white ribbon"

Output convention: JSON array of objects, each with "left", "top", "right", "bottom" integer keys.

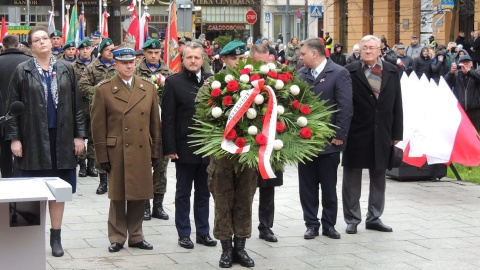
[{"left": 220, "top": 79, "right": 277, "bottom": 179}]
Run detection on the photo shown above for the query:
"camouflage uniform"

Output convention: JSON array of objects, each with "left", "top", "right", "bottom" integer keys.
[
  {"left": 78, "top": 57, "right": 116, "bottom": 173},
  {"left": 207, "top": 157, "right": 258, "bottom": 240},
  {"left": 134, "top": 58, "right": 173, "bottom": 195}
]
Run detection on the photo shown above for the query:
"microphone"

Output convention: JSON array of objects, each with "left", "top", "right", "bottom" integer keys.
[{"left": 0, "top": 101, "right": 25, "bottom": 123}]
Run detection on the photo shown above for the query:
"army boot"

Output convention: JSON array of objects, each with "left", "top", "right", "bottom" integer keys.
[
  {"left": 87, "top": 158, "right": 98, "bottom": 177},
  {"left": 78, "top": 158, "right": 87, "bottom": 177},
  {"left": 233, "top": 236, "right": 254, "bottom": 267},
  {"left": 96, "top": 173, "right": 108, "bottom": 194},
  {"left": 151, "top": 193, "right": 169, "bottom": 220},
  {"left": 50, "top": 228, "right": 64, "bottom": 257},
  {"left": 219, "top": 238, "right": 233, "bottom": 268},
  {"left": 144, "top": 200, "right": 152, "bottom": 220}
]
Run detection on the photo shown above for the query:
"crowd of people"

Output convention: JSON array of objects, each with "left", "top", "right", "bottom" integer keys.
[{"left": 0, "top": 27, "right": 477, "bottom": 268}]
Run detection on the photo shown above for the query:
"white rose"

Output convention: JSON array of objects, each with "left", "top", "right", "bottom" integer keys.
[
  {"left": 211, "top": 107, "right": 223, "bottom": 118},
  {"left": 273, "top": 139, "right": 284, "bottom": 150},
  {"left": 275, "top": 80, "right": 284, "bottom": 90},
  {"left": 151, "top": 75, "right": 157, "bottom": 82},
  {"left": 248, "top": 126, "right": 258, "bottom": 135},
  {"left": 224, "top": 74, "right": 235, "bottom": 83},
  {"left": 277, "top": 105, "right": 285, "bottom": 115},
  {"left": 290, "top": 85, "right": 300, "bottom": 96},
  {"left": 240, "top": 90, "right": 249, "bottom": 98},
  {"left": 240, "top": 74, "right": 250, "bottom": 83},
  {"left": 246, "top": 108, "right": 257, "bottom": 119},
  {"left": 259, "top": 65, "right": 270, "bottom": 74},
  {"left": 244, "top": 64, "right": 253, "bottom": 70},
  {"left": 267, "top": 63, "right": 276, "bottom": 71},
  {"left": 211, "top": 80, "right": 221, "bottom": 89},
  {"left": 254, "top": 94, "right": 265, "bottom": 105},
  {"left": 297, "top": 116, "right": 308, "bottom": 127}
]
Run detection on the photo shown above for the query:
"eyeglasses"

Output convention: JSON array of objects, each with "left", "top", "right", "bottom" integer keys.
[
  {"left": 32, "top": 37, "right": 49, "bottom": 43},
  {"left": 361, "top": 46, "right": 379, "bottom": 51}
]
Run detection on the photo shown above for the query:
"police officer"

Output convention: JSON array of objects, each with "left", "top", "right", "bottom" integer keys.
[
  {"left": 91, "top": 44, "right": 161, "bottom": 253},
  {"left": 324, "top": 32, "right": 333, "bottom": 53},
  {"left": 134, "top": 38, "right": 173, "bottom": 221},
  {"left": 50, "top": 30, "right": 63, "bottom": 58},
  {"left": 73, "top": 39, "right": 95, "bottom": 177},
  {"left": 208, "top": 40, "right": 257, "bottom": 268},
  {"left": 78, "top": 38, "right": 116, "bottom": 193},
  {"left": 59, "top": 40, "right": 77, "bottom": 63}
]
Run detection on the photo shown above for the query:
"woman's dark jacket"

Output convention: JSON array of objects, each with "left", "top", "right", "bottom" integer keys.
[{"left": 5, "top": 58, "right": 87, "bottom": 170}]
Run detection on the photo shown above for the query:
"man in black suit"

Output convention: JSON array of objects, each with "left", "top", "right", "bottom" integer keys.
[
  {"left": 0, "top": 35, "right": 31, "bottom": 178},
  {"left": 342, "top": 35, "right": 403, "bottom": 234},
  {"left": 297, "top": 37, "right": 353, "bottom": 240},
  {"left": 162, "top": 42, "right": 217, "bottom": 249}
]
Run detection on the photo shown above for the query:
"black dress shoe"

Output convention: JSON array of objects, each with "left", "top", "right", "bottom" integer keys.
[
  {"left": 128, "top": 240, "right": 153, "bottom": 250},
  {"left": 196, "top": 234, "right": 218, "bottom": 246},
  {"left": 322, "top": 227, "right": 341, "bottom": 239},
  {"left": 304, "top": 227, "right": 319, "bottom": 239},
  {"left": 178, "top": 236, "right": 194, "bottom": 249},
  {"left": 346, "top": 224, "right": 358, "bottom": 234},
  {"left": 366, "top": 221, "right": 393, "bottom": 232},
  {"left": 259, "top": 228, "right": 278, "bottom": 242},
  {"left": 108, "top": 243, "right": 123, "bottom": 253}
]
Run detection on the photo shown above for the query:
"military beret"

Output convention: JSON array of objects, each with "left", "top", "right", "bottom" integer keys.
[
  {"left": 142, "top": 39, "right": 161, "bottom": 50},
  {"left": 50, "top": 30, "right": 62, "bottom": 38},
  {"left": 134, "top": 49, "right": 144, "bottom": 56},
  {"left": 99, "top": 38, "right": 113, "bottom": 52},
  {"left": 77, "top": 39, "right": 92, "bottom": 49},
  {"left": 113, "top": 44, "right": 135, "bottom": 61},
  {"left": 220, "top": 40, "right": 246, "bottom": 56},
  {"left": 192, "top": 39, "right": 207, "bottom": 48},
  {"left": 178, "top": 37, "right": 186, "bottom": 45},
  {"left": 62, "top": 40, "right": 75, "bottom": 50}
]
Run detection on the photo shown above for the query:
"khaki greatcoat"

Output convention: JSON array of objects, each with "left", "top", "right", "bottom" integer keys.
[{"left": 91, "top": 74, "right": 161, "bottom": 201}]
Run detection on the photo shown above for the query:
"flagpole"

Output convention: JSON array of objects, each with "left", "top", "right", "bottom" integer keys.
[
  {"left": 99, "top": 1, "right": 102, "bottom": 33},
  {"left": 61, "top": 0, "right": 65, "bottom": 29},
  {"left": 166, "top": 1, "right": 172, "bottom": 67}
]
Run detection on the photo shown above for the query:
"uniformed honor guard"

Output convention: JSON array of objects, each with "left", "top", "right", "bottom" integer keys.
[
  {"left": 50, "top": 30, "right": 63, "bottom": 58},
  {"left": 73, "top": 39, "right": 95, "bottom": 177},
  {"left": 91, "top": 31, "right": 101, "bottom": 57},
  {"left": 59, "top": 40, "right": 77, "bottom": 63},
  {"left": 78, "top": 38, "right": 116, "bottom": 192},
  {"left": 90, "top": 44, "right": 161, "bottom": 253},
  {"left": 134, "top": 38, "right": 173, "bottom": 221},
  {"left": 208, "top": 40, "right": 257, "bottom": 268}
]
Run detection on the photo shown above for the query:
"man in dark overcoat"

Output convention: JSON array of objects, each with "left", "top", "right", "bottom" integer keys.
[
  {"left": 297, "top": 37, "right": 353, "bottom": 240},
  {"left": 162, "top": 42, "right": 217, "bottom": 249},
  {"left": 91, "top": 45, "right": 161, "bottom": 253},
  {"left": 342, "top": 35, "right": 403, "bottom": 234}
]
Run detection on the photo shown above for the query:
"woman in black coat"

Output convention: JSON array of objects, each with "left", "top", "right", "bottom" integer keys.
[
  {"left": 412, "top": 47, "right": 432, "bottom": 79},
  {"left": 431, "top": 50, "right": 450, "bottom": 84}
]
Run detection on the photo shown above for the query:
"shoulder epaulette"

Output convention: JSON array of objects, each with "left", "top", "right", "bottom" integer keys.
[{"left": 96, "top": 78, "right": 112, "bottom": 87}]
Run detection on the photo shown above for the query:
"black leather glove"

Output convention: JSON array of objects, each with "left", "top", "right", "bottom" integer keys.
[
  {"left": 151, "top": 158, "right": 158, "bottom": 168},
  {"left": 99, "top": 162, "right": 111, "bottom": 173}
]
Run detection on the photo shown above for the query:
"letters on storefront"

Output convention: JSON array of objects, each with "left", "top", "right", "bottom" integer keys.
[
  {"left": 207, "top": 24, "right": 246, "bottom": 31},
  {"left": 192, "top": 0, "right": 254, "bottom": 6}
]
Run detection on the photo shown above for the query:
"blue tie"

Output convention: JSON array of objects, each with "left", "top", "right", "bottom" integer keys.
[{"left": 311, "top": 69, "right": 318, "bottom": 79}]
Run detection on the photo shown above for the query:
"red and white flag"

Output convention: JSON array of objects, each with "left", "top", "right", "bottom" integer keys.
[
  {"left": 1, "top": 17, "right": 7, "bottom": 40},
  {"left": 125, "top": 2, "right": 139, "bottom": 49},
  {"left": 102, "top": 11, "right": 110, "bottom": 38},
  {"left": 163, "top": 0, "right": 181, "bottom": 72}
]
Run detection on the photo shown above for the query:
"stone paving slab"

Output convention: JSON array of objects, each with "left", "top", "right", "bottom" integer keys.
[{"left": 37, "top": 164, "right": 480, "bottom": 269}]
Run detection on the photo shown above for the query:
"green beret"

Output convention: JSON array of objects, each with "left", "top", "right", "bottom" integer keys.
[
  {"left": 62, "top": 40, "right": 75, "bottom": 50},
  {"left": 99, "top": 38, "right": 113, "bottom": 52},
  {"left": 77, "top": 39, "right": 91, "bottom": 49},
  {"left": 50, "top": 30, "right": 62, "bottom": 38},
  {"left": 142, "top": 39, "right": 161, "bottom": 50},
  {"left": 220, "top": 40, "right": 246, "bottom": 56}
]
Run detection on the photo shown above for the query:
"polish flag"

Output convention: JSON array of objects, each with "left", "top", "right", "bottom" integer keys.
[
  {"left": 1, "top": 17, "right": 7, "bottom": 40},
  {"left": 398, "top": 74, "right": 480, "bottom": 167}
]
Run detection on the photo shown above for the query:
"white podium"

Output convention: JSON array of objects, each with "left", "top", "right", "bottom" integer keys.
[{"left": 0, "top": 178, "right": 72, "bottom": 270}]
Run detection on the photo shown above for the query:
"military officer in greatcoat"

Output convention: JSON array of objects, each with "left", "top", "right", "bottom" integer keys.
[{"left": 90, "top": 45, "right": 161, "bottom": 253}]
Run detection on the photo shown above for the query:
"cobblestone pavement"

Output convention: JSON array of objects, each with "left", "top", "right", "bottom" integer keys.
[{"left": 45, "top": 164, "right": 480, "bottom": 269}]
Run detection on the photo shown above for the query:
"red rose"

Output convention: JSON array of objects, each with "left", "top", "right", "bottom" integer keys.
[
  {"left": 240, "top": 68, "right": 251, "bottom": 75},
  {"left": 300, "top": 127, "right": 312, "bottom": 139},
  {"left": 226, "top": 80, "right": 239, "bottom": 92},
  {"left": 211, "top": 88, "right": 221, "bottom": 98},
  {"left": 225, "top": 129, "right": 237, "bottom": 140},
  {"left": 250, "top": 74, "right": 261, "bottom": 82},
  {"left": 255, "top": 134, "right": 268, "bottom": 145},
  {"left": 284, "top": 72, "right": 293, "bottom": 80},
  {"left": 267, "top": 71, "right": 278, "bottom": 79},
  {"left": 208, "top": 99, "right": 215, "bottom": 107},
  {"left": 300, "top": 105, "right": 311, "bottom": 115},
  {"left": 276, "top": 122, "right": 286, "bottom": 133},
  {"left": 261, "top": 115, "right": 265, "bottom": 122},
  {"left": 291, "top": 100, "right": 300, "bottom": 110},
  {"left": 223, "top": 96, "right": 233, "bottom": 106},
  {"left": 235, "top": 137, "right": 246, "bottom": 148},
  {"left": 278, "top": 74, "right": 289, "bottom": 83}
]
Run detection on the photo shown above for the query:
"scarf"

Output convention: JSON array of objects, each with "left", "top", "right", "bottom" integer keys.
[
  {"left": 100, "top": 57, "right": 114, "bottom": 68},
  {"left": 363, "top": 60, "right": 383, "bottom": 98},
  {"left": 146, "top": 61, "right": 160, "bottom": 72},
  {"left": 34, "top": 55, "right": 58, "bottom": 108}
]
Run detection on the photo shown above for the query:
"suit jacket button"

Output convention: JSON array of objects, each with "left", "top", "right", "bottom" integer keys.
[
  {"left": 125, "top": 143, "right": 129, "bottom": 147},
  {"left": 125, "top": 127, "right": 128, "bottom": 131}
]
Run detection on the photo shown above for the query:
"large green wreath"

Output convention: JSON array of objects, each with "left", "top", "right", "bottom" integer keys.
[{"left": 190, "top": 58, "right": 336, "bottom": 172}]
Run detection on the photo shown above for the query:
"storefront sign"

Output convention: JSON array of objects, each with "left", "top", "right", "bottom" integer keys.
[
  {"left": 192, "top": 0, "right": 254, "bottom": 6},
  {"left": 207, "top": 24, "right": 246, "bottom": 31}
]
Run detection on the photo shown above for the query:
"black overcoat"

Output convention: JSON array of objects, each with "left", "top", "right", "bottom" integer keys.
[{"left": 342, "top": 60, "right": 403, "bottom": 169}]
